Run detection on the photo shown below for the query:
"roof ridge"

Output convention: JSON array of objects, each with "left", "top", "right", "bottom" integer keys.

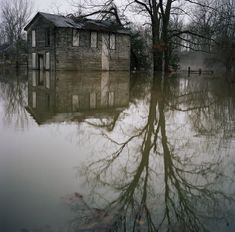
[{"left": 38, "top": 11, "right": 65, "bottom": 17}]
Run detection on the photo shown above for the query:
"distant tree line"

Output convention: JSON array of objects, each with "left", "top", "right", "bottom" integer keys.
[
  {"left": 0, "top": 0, "right": 32, "bottom": 68},
  {"left": 186, "top": 0, "right": 235, "bottom": 73}
]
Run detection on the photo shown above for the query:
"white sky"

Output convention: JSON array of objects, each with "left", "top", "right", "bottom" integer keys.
[{"left": 33, "top": 0, "right": 72, "bottom": 14}]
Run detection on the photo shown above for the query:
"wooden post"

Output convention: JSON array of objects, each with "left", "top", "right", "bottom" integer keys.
[{"left": 199, "top": 68, "right": 202, "bottom": 75}]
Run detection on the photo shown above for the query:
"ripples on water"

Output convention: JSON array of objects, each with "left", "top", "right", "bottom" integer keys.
[{"left": 0, "top": 69, "right": 235, "bottom": 232}]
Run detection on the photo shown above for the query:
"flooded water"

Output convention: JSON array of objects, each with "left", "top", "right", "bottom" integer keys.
[{"left": 0, "top": 69, "right": 235, "bottom": 232}]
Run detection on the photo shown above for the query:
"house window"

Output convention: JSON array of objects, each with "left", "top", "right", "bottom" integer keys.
[
  {"left": 72, "top": 29, "right": 80, "bottom": 46},
  {"left": 38, "top": 54, "right": 44, "bottom": 70},
  {"left": 32, "top": 30, "right": 36, "bottom": 47},
  {"left": 90, "top": 32, "right": 97, "bottom": 48},
  {"left": 45, "top": 28, "right": 50, "bottom": 46},
  {"left": 32, "top": 53, "right": 36, "bottom": 69},
  {"left": 109, "top": 34, "right": 116, "bottom": 50},
  {"left": 45, "top": 52, "right": 50, "bottom": 70}
]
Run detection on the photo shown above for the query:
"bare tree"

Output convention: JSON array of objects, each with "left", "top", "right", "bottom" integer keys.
[
  {"left": 213, "top": 0, "right": 235, "bottom": 73},
  {"left": 0, "top": 0, "right": 32, "bottom": 67},
  {"left": 185, "top": 0, "right": 235, "bottom": 75},
  {"left": 71, "top": 0, "right": 223, "bottom": 73},
  {"left": 0, "top": 0, "right": 32, "bottom": 43}
]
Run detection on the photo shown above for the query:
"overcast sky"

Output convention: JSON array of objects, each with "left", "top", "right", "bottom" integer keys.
[{"left": 33, "top": 0, "right": 72, "bottom": 14}]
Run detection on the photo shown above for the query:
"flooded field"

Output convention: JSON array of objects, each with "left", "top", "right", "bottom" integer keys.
[{"left": 0, "top": 70, "right": 235, "bottom": 232}]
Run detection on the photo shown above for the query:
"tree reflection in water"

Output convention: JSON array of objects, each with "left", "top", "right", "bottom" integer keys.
[
  {"left": 68, "top": 73, "right": 235, "bottom": 232},
  {"left": 0, "top": 70, "right": 29, "bottom": 128}
]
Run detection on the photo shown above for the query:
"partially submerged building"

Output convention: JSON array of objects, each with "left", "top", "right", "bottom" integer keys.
[{"left": 24, "top": 12, "right": 130, "bottom": 71}]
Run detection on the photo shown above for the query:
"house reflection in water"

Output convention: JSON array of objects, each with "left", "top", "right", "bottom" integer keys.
[{"left": 27, "top": 71, "right": 130, "bottom": 124}]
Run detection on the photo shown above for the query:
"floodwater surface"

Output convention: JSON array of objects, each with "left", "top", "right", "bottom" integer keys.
[{"left": 0, "top": 70, "right": 235, "bottom": 232}]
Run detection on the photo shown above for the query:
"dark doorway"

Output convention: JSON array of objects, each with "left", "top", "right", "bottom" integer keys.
[{"left": 38, "top": 54, "right": 44, "bottom": 70}]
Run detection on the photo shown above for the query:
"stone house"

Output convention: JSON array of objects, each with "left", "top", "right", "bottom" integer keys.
[{"left": 24, "top": 12, "right": 130, "bottom": 71}]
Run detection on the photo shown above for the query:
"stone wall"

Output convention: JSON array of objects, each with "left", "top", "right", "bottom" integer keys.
[
  {"left": 55, "top": 28, "right": 130, "bottom": 71},
  {"left": 27, "top": 15, "right": 56, "bottom": 70}
]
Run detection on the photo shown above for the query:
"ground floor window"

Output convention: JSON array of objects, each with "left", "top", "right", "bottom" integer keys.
[
  {"left": 45, "top": 52, "right": 50, "bottom": 70},
  {"left": 32, "top": 53, "right": 36, "bottom": 69}
]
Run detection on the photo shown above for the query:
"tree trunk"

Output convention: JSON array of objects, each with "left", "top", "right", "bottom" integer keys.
[
  {"left": 152, "top": 28, "right": 162, "bottom": 71},
  {"left": 160, "top": 0, "right": 173, "bottom": 73},
  {"left": 151, "top": 10, "right": 162, "bottom": 72}
]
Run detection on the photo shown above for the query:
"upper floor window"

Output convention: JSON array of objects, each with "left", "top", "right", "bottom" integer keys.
[
  {"left": 32, "top": 30, "right": 36, "bottom": 47},
  {"left": 109, "top": 33, "right": 116, "bottom": 50},
  {"left": 45, "top": 28, "right": 50, "bottom": 46},
  {"left": 90, "top": 32, "right": 97, "bottom": 48},
  {"left": 72, "top": 29, "right": 80, "bottom": 46}
]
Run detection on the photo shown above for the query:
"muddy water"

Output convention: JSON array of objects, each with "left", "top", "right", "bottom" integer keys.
[{"left": 0, "top": 70, "right": 235, "bottom": 232}]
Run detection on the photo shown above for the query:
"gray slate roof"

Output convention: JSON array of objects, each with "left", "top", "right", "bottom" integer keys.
[{"left": 24, "top": 12, "right": 129, "bottom": 35}]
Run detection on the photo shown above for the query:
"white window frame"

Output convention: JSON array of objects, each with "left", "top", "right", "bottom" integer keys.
[
  {"left": 32, "top": 30, "right": 36, "bottom": 47},
  {"left": 109, "top": 33, "right": 116, "bottom": 50},
  {"left": 72, "top": 29, "right": 80, "bottom": 46},
  {"left": 45, "top": 52, "right": 50, "bottom": 70},
  {"left": 32, "top": 53, "right": 36, "bottom": 69},
  {"left": 90, "top": 32, "right": 98, "bottom": 48}
]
